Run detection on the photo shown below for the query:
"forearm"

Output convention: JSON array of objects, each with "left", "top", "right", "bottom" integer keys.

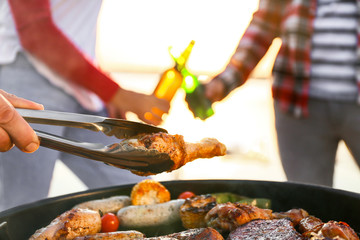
[
  {"left": 216, "top": 0, "right": 284, "bottom": 96},
  {"left": 8, "top": 0, "right": 119, "bottom": 103}
]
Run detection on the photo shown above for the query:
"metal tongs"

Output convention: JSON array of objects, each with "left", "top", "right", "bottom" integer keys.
[{"left": 17, "top": 109, "right": 174, "bottom": 173}]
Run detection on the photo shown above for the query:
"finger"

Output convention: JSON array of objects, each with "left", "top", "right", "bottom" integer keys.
[
  {"left": 0, "top": 95, "right": 40, "bottom": 153},
  {"left": 152, "top": 107, "right": 165, "bottom": 118},
  {"left": 0, "top": 127, "right": 14, "bottom": 152},
  {"left": 117, "top": 109, "right": 126, "bottom": 120},
  {"left": 0, "top": 89, "right": 44, "bottom": 110},
  {"left": 107, "top": 105, "right": 126, "bottom": 120},
  {"left": 143, "top": 112, "right": 162, "bottom": 126},
  {"left": 142, "top": 112, "right": 162, "bottom": 126},
  {"left": 156, "top": 99, "right": 170, "bottom": 114},
  {"left": 106, "top": 104, "right": 117, "bottom": 118}
]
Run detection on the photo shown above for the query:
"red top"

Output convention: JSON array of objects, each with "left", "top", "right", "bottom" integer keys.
[{"left": 8, "top": 0, "right": 119, "bottom": 103}]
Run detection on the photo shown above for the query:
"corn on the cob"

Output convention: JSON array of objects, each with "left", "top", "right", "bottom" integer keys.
[{"left": 130, "top": 179, "right": 171, "bottom": 206}]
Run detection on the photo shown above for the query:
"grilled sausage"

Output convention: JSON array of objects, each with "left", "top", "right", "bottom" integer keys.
[
  {"left": 117, "top": 199, "right": 185, "bottom": 228},
  {"left": 73, "top": 230, "right": 145, "bottom": 239},
  {"left": 73, "top": 196, "right": 131, "bottom": 214}
]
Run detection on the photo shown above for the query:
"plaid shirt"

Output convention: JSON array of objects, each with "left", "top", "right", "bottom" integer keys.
[{"left": 218, "top": 0, "right": 360, "bottom": 117}]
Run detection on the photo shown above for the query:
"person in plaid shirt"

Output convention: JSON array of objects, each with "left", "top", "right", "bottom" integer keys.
[{"left": 205, "top": 0, "right": 360, "bottom": 187}]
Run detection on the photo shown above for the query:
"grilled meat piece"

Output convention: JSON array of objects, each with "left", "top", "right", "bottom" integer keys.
[
  {"left": 299, "top": 217, "right": 359, "bottom": 240},
  {"left": 205, "top": 202, "right": 272, "bottom": 232},
  {"left": 298, "top": 216, "right": 324, "bottom": 237},
  {"left": 272, "top": 208, "right": 309, "bottom": 226},
  {"left": 187, "top": 227, "right": 224, "bottom": 240},
  {"left": 120, "top": 132, "right": 226, "bottom": 176},
  {"left": 29, "top": 208, "right": 101, "bottom": 240},
  {"left": 184, "top": 137, "right": 226, "bottom": 164},
  {"left": 145, "top": 238, "right": 177, "bottom": 240},
  {"left": 227, "top": 218, "right": 304, "bottom": 240},
  {"left": 318, "top": 221, "right": 359, "bottom": 240},
  {"left": 180, "top": 194, "right": 217, "bottom": 229},
  {"left": 73, "top": 230, "right": 145, "bottom": 239},
  {"left": 145, "top": 227, "right": 224, "bottom": 240}
]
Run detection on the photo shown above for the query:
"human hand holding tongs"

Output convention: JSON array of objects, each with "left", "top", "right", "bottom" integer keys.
[{"left": 17, "top": 109, "right": 173, "bottom": 174}]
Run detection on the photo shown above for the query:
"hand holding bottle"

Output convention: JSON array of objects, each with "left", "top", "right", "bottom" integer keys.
[
  {"left": 182, "top": 69, "right": 214, "bottom": 120},
  {"left": 108, "top": 88, "right": 170, "bottom": 126},
  {"left": 204, "top": 77, "right": 226, "bottom": 103}
]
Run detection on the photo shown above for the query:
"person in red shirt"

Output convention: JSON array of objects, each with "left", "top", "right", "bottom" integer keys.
[
  {"left": 7, "top": 0, "right": 169, "bottom": 125},
  {"left": 0, "top": 0, "right": 170, "bottom": 211}
]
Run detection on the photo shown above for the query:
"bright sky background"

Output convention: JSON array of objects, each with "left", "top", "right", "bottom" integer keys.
[{"left": 96, "top": 0, "right": 261, "bottom": 76}]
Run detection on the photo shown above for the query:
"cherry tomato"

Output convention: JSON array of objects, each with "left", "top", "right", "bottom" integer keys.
[
  {"left": 178, "top": 191, "right": 195, "bottom": 199},
  {"left": 101, "top": 213, "right": 119, "bottom": 232}
]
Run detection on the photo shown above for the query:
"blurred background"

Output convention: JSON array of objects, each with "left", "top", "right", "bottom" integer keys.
[{"left": 49, "top": 0, "right": 360, "bottom": 197}]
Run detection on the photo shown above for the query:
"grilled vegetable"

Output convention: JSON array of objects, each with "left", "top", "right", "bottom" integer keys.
[
  {"left": 210, "top": 192, "right": 247, "bottom": 203},
  {"left": 180, "top": 194, "right": 217, "bottom": 229},
  {"left": 211, "top": 192, "right": 271, "bottom": 209},
  {"left": 130, "top": 179, "right": 171, "bottom": 206},
  {"left": 73, "top": 196, "right": 131, "bottom": 214},
  {"left": 238, "top": 198, "right": 271, "bottom": 209},
  {"left": 117, "top": 199, "right": 185, "bottom": 228}
]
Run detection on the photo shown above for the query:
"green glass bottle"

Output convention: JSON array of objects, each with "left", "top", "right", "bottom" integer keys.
[
  {"left": 153, "top": 40, "right": 195, "bottom": 102},
  {"left": 181, "top": 68, "right": 214, "bottom": 120}
]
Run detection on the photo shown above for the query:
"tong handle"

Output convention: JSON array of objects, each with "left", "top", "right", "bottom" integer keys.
[
  {"left": 17, "top": 108, "right": 167, "bottom": 139},
  {"left": 18, "top": 109, "right": 103, "bottom": 131}
]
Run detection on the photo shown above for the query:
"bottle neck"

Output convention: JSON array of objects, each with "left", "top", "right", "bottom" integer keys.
[{"left": 172, "top": 40, "right": 195, "bottom": 72}]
